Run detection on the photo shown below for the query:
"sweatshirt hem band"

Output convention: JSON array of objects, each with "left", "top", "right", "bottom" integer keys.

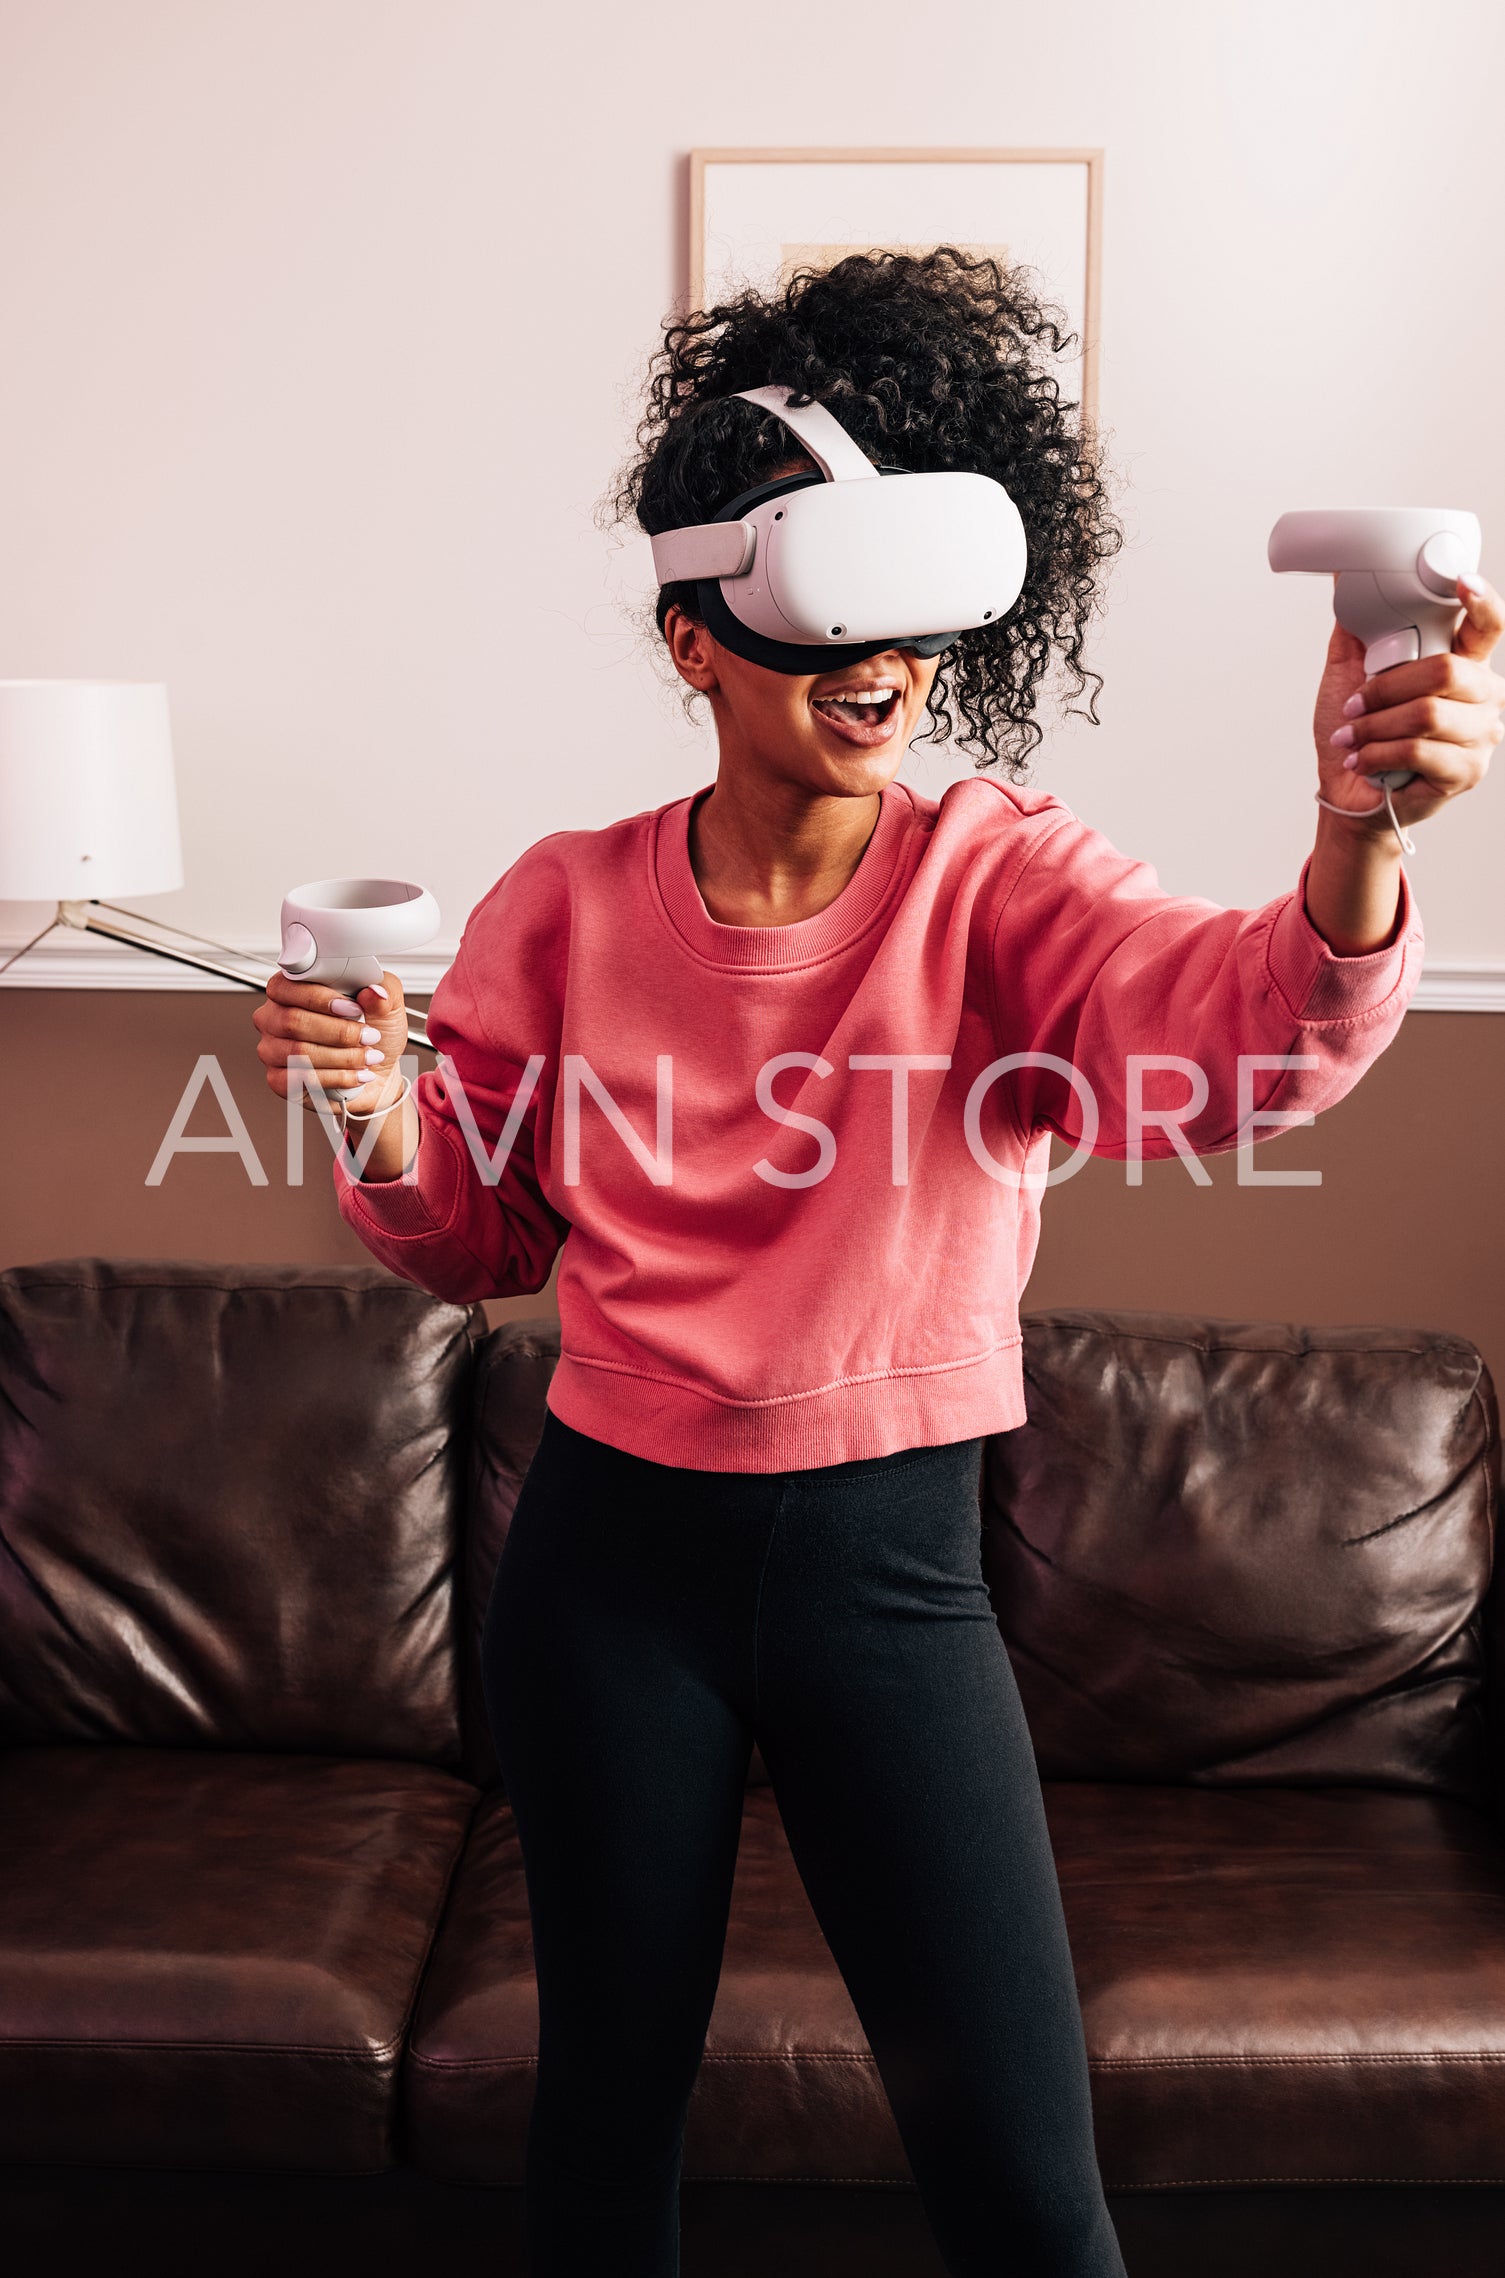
[{"left": 544, "top": 1345, "right": 1029, "bottom": 1471}]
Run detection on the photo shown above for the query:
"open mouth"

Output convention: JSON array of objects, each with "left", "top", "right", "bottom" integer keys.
[{"left": 809, "top": 687, "right": 903, "bottom": 745}]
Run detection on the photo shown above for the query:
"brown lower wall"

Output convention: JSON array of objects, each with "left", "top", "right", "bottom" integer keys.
[{"left": 3, "top": 988, "right": 1501, "bottom": 1389}]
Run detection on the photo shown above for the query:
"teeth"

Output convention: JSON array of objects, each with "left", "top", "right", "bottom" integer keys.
[{"left": 825, "top": 689, "right": 895, "bottom": 705}]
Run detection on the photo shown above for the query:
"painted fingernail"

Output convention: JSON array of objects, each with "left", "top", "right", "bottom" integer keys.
[
  {"left": 1329, "top": 724, "right": 1356, "bottom": 748},
  {"left": 365, "top": 984, "right": 390, "bottom": 1000},
  {"left": 1341, "top": 693, "right": 1365, "bottom": 719},
  {"left": 359, "top": 1025, "right": 382, "bottom": 1044},
  {"left": 1343, "top": 752, "right": 1360, "bottom": 769},
  {"left": 1461, "top": 571, "right": 1487, "bottom": 595},
  {"left": 329, "top": 996, "right": 363, "bottom": 1018},
  {"left": 364, "top": 1047, "right": 385, "bottom": 1064}
]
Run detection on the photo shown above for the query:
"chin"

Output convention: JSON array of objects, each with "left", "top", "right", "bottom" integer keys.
[
  {"left": 814, "top": 740, "right": 908, "bottom": 792},
  {"left": 778, "top": 747, "right": 889, "bottom": 798}
]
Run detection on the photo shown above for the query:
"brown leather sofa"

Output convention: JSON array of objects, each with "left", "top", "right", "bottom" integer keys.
[{"left": 2, "top": 1257, "right": 1503, "bottom": 2278}]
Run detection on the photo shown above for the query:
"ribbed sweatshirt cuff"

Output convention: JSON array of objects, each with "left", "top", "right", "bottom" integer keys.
[
  {"left": 1265, "top": 858, "right": 1422, "bottom": 1024},
  {"left": 332, "top": 1110, "right": 465, "bottom": 1240}
]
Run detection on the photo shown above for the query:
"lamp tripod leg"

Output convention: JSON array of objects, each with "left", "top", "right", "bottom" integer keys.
[
  {"left": 0, "top": 907, "right": 65, "bottom": 977},
  {"left": 5, "top": 898, "right": 433, "bottom": 1051}
]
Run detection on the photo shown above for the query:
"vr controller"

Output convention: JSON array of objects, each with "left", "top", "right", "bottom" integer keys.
[
  {"left": 278, "top": 877, "right": 440, "bottom": 992},
  {"left": 1269, "top": 508, "right": 1481, "bottom": 790}
]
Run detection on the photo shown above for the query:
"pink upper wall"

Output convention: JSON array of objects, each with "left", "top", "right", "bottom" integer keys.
[{"left": 0, "top": 0, "right": 1500, "bottom": 972}]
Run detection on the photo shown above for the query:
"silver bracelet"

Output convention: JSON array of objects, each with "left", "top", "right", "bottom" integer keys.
[{"left": 339, "top": 1071, "right": 413, "bottom": 1126}]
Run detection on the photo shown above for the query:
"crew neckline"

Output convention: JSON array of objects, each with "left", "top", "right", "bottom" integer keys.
[{"left": 653, "top": 780, "right": 916, "bottom": 971}]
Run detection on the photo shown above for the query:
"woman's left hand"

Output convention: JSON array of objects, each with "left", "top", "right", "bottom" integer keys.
[{"left": 1313, "top": 572, "right": 1505, "bottom": 821}]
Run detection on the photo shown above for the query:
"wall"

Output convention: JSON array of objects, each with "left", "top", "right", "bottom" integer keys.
[
  {"left": 4, "top": 990, "right": 1502, "bottom": 1395},
  {"left": 0, "top": 0, "right": 1502, "bottom": 959},
  {"left": 0, "top": 983, "right": 559, "bottom": 1326},
  {"left": 2, "top": 1, "right": 1503, "bottom": 1387}
]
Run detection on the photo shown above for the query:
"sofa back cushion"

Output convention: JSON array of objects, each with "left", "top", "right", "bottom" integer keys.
[
  {"left": 460, "top": 1318, "right": 559, "bottom": 1789},
  {"left": 984, "top": 1310, "right": 1501, "bottom": 1804},
  {"left": 0, "top": 1260, "right": 478, "bottom": 1765}
]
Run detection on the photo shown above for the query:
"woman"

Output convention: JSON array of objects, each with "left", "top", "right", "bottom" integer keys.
[{"left": 254, "top": 251, "right": 1501, "bottom": 2278}]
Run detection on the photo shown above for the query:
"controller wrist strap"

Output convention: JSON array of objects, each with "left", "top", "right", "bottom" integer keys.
[{"left": 1313, "top": 786, "right": 1416, "bottom": 858}]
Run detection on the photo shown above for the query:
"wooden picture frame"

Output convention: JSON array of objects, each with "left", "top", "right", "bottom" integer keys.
[{"left": 689, "top": 147, "right": 1103, "bottom": 427}]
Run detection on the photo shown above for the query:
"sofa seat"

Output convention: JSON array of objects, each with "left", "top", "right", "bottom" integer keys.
[
  {"left": 0, "top": 1746, "right": 476, "bottom": 2173},
  {"left": 405, "top": 1783, "right": 907, "bottom": 2185},
  {"left": 1047, "top": 1780, "right": 1505, "bottom": 2190},
  {"left": 406, "top": 1774, "right": 1505, "bottom": 2194}
]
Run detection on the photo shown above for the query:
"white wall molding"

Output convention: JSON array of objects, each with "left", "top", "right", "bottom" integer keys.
[
  {"left": 2, "top": 927, "right": 1503, "bottom": 1010},
  {"left": 1410, "top": 966, "right": 1505, "bottom": 1013}
]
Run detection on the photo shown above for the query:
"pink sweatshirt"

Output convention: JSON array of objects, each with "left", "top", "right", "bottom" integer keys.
[{"left": 334, "top": 776, "right": 1422, "bottom": 1471}]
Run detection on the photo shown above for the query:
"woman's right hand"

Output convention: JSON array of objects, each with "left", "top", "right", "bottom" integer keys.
[{"left": 253, "top": 970, "right": 410, "bottom": 1116}]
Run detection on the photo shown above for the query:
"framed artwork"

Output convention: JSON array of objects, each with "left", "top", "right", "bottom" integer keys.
[{"left": 689, "top": 147, "right": 1102, "bottom": 425}]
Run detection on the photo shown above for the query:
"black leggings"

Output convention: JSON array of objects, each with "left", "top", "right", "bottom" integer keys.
[{"left": 480, "top": 1410, "right": 1127, "bottom": 2278}]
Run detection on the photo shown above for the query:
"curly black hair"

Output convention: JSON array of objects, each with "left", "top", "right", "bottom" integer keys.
[{"left": 601, "top": 246, "right": 1123, "bottom": 777}]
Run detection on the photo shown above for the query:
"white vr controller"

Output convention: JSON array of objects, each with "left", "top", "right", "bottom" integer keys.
[
  {"left": 278, "top": 877, "right": 441, "bottom": 992},
  {"left": 1269, "top": 507, "right": 1481, "bottom": 790}
]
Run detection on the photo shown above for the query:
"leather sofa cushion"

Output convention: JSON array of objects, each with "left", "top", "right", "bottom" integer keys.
[
  {"left": 459, "top": 1319, "right": 557, "bottom": 1791},
  {"left": 0, "top": 1745, "right": 475, "bottom": 2172},
  {"left": 403, "top": 1777, "right": 1505, "bottom": 2190},
  {"left": 1049, "top": 1779, "right": 1505, "bottom": 2189},
  {"left": 0, "top": 1261, "right": 479, "bottom": 1764},
  {"left": 985, "top": 1311, "right": 1500, "bottom": 1800},
  {"left": 403, "top": 1784, "right": 900, "bottom": 2186}
]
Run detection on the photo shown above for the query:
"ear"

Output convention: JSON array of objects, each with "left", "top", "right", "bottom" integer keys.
[{"left": 664, "top": 603, "right": 720, "bottom": 694}]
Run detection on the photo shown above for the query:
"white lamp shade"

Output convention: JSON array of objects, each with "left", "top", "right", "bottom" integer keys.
[{"left": 0, "top": 680, "right": 184, "bottom": 901}]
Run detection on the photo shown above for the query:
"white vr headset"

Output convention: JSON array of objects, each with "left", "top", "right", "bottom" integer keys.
[{"left": 649, "top": 384, "right": 1029, "bottom": 675}]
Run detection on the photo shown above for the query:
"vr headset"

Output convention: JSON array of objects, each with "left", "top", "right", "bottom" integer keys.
[{"left": 648, "top": 384, "right": 1029, "bottom": 675}]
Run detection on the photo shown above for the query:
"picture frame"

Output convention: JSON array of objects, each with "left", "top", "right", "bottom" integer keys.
[{"left": 689, "top": 147, "right": 1103, "bottom": 427}]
